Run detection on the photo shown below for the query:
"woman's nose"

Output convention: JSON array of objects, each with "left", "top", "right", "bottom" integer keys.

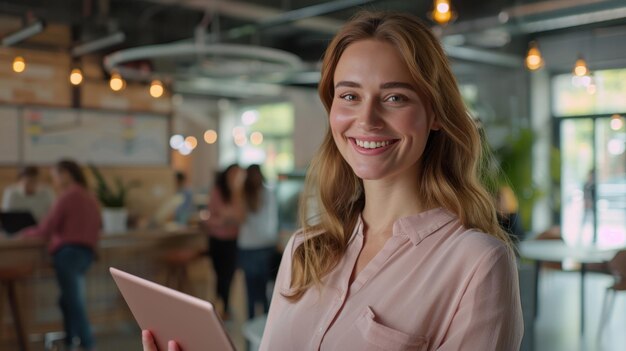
[{"left": 357, "top": 101, "right": 384, "bottom": 130}]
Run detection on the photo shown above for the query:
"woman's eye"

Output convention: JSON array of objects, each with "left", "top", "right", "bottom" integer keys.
[
  {"left": 340, "top": 94, "right": 356, "bottom": 101},
  {"left": 386, "top": 95, "right": 405, "bottom": 103}
]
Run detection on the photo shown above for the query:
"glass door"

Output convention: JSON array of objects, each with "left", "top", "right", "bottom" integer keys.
[
  {"left": 559, "top": 115, "right": 626, "bottom": 247},
  {"left": 560, "top": 119, "right": 594, "bottom": 245},
  {"left": 595, "top": 116, "right": 626, "bottom": 247}
]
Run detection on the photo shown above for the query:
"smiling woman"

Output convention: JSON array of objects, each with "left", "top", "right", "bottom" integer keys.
[
  {"left": 330, "top": 39, "right": 439, "bottom": 181},
  {"left": 141, "top": 10, "right": 523, "bottom": 351}
]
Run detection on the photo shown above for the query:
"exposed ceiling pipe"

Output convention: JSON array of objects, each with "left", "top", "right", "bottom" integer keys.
[
  {"left": 516, "top": 6, "right": 626, "bottom": 34},
  {"left": 222, "top": 0, "right": 377, "bottom": 41},
  {"left": 257, "top": 0, "right": 374, "bottom": 28},
  {"left": 1, "top": 20, "right": 46, "bottom": 46},
  {"left": 443, "top": 44, "right": 524, "bottom": 68},
  {"left": 72, "top": 31, "right": 125, "bottom": 56},
  {"left": 442, "top": 0, "right": 622, "bottom": 36},
  {"left": 146, "top": 0, "right": 347, "bottom": 34}
]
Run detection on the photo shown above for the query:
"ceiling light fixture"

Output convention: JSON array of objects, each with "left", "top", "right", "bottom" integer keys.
[
  {"left": 573, "top": 55, "right": 589, "bottom": 77},
  {"left": 110, "top": 72, "right": 126, "bottom": 92},
  {"left": 149, "top": 80, "right": 164, "bottom": 98},
  {"left": 610, "top": 114, "right": 623, "bottom": 131},
  {"left": 12, "top": 56, "right": 26, "bottom": 73},
  {"left": 69, "top": 68, "right": 83, "bottom": 85},
  {"left": 525, "top": 41, "right": 543, "bottom": 71},
  {"left": 103, "top": 43, "right": 303, "bottom": 85},
  {"left": 429, "top": 0, "right": 456, "bottom": 25},
  {"left": 1, "top": 20, "right": 45, "bottom": 46},
  {"left": 204, "top": 130, "right": 218, "bottom": 144}
]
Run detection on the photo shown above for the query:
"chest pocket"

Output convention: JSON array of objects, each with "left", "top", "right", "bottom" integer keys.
[{"left": 356, "top": 307, "right": 429, "bottom": 351}]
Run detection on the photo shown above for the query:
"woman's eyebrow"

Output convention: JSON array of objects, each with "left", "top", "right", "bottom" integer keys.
[
  {"left": 380, "top": 82, "right": 414, "bottom": 90},
  {"left": 334, "top": 81, "right": 415, "bottom": 90},
  {"left": 335, "top": 81, "right": 361, "bottom": 89}
]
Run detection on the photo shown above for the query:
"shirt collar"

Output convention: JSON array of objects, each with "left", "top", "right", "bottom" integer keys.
[
  {"left": 354, "top": 207, "right": 457, "bottom": 246},
  {"left": 394, "top": 208, "right": 457, "bottom": 245}
]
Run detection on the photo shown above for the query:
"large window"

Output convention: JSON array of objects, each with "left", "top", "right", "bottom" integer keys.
[
  {"left": 554, "top": 68, "right": 626, "bottom": 247},
  {"left": 220, "top": 102, "right": 294, "bottom": 181},
  {"left": 553, "top": 68, "right": 626, "bottom": 117}
]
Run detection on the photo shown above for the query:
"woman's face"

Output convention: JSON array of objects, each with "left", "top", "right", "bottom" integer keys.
[
  {"left": 329, "top": 39, "right": 439, "bottom": 181},
  {"left": 226, "top": 166, "right": 244, "bottom": 190},
  {"left": 51, "top": 167, "right": 70, "bottom": 189}
]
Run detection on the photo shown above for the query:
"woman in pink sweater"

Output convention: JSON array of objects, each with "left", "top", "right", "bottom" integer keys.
[
  {"left": 21, "top": 159, "right": 101, "bottom": 351},
  {"left": 144, "top": 11, "right": 523, "bottom": 351}
]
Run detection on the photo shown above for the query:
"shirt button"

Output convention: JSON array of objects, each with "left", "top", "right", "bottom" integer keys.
[{"left": 318, "top": 327, "right": 323, "bottom": 333}]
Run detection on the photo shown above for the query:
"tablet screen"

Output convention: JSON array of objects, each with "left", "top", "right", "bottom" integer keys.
[{"left": 110, "top": 267, "right": 235, "bottom": 351}]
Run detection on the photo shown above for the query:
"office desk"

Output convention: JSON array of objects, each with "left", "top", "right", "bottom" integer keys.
[
  {"left": 0, "top": 228, "right": 207, "bottom": 343},
  {"left": 519, "top": 240, "right": 620, "bottom": 335}
]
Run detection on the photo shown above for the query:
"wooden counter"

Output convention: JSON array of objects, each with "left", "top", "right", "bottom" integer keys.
[{"left": 0, "top": 228, "right": 211, "bottom": 346}]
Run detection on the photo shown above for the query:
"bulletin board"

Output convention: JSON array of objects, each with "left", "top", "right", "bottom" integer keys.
[
  {"left": 0, "top": 106, "right": 20, "bottom": 164},
  {"left": 19, "top": 108, "right": 169, "bottom": 165}
]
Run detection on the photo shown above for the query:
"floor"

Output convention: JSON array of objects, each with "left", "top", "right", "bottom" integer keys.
[
  {"left": 4, "top": 269, "right": 626, "bottom": 351},
  {"left": 534, "top": 269, "right": 626, "bottom": 351}
]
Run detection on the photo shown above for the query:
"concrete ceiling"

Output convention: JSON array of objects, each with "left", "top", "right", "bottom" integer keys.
[{"left": 2, "top": 0, "right": 626, "bottom": 95}]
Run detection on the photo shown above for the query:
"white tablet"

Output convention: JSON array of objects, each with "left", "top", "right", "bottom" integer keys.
[{"left": 110, "top": 267, "right": 235, "bottom": 351}]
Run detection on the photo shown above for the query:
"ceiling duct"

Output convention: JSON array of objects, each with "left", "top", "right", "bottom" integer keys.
[
  {"left": 441, "top": 0, "right": 626, "bottom": 36},
  {"left": 72, "top": 31, "right": 126, "bottom": 56},
  {"left": 1, "top": 20, "right": 45, "bottom": 46}
]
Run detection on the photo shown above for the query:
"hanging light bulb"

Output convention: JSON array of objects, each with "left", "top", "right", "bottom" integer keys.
[
  {"left": 430, "top": 0, "right": 456, "bottom": 25},
  {"left": 149, "top": 79, "right": 164, "bottom": 98},
  {"left": 204, "top": 129, "right": 218, "bottom": 144},
  {"left": 573, "top": 56, "right": 588, "bottom": 77},
  {"left": 250, "top": 131, "right": 264, "bottom": 145},
  {"left": 109, "top": 72, "right": 125, "bottom": 92},
  {"left": 586, "top": 73, "right": 596, "bottom": 94},
  {"left": 610, "top": 114, "right": 623, "bottom": 131},
  {"left": 12, "top": 56, "right": 26, "bottom": 73},
  {"left": 69, "top": 68, "right": 83, "bottom": 85},
  {"left": 525, "top": 41, "right": 543, "bottom": 71}
]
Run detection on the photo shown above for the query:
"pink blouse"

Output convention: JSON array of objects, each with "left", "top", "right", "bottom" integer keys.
[
  {"left": 260, "top": 208, "right": 523, "bottom": 351},
  {"left": 205, "top": 187, "right": 239, "bottom": 240}
]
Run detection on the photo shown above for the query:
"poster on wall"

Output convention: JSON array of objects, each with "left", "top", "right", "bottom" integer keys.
[
  {"left": 0, "top": 106, "right": 20, "bottom": 164},
  {"left": 22, "top": 108, "right": 168, "bottom": 165}
]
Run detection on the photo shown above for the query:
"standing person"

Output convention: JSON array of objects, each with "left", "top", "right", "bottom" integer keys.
[
  {"left": 580, "top": 169, "right": 596, "bottom": 243},
  {"left": 19, "top": 160, "right": 101, "bottom": 351},
  {"left": 143, "top": 11, "right": 522, "bottom": 351},
  {"left": 173, "top": 171, "right": 194, "bottom": 226},
  {"left": 2, "top": 165, "right": 55, "bottom": 222},
  {"left": 238, "top": 164, "right": 278, "bottom": 319},
  {"left": 205, "top": 164, "right": 245, "bottom": 320}
]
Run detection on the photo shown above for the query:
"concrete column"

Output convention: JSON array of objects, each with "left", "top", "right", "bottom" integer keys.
[{"left": 530, "top": 69, "right": 553, "bottom": 235}]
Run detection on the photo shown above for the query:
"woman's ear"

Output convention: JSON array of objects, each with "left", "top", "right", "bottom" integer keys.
[
  {"left": 431, "top": 119, "right": 441, "bottom": 131},
  {"left": 427, "top": 108, "right": 441, "bottom": 131},
  {"left": 430, "top": 112, "right": 441, "bottom": 131}
]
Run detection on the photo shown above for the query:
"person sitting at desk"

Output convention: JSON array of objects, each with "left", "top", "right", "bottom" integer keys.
[
  {"left": 2, "top": 165, "right": 55, "bottom": 222},
  {"left": 18, "top": 159, "right": 101, "bottom": 351}
]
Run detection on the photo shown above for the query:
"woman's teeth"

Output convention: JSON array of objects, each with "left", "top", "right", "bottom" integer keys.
[{"left": 355, "top": 139, "right": 392, "bottom": 149}]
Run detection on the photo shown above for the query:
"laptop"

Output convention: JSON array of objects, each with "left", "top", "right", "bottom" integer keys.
[{"left": 0, "top": 211, "right": 37, "bottom": 236}]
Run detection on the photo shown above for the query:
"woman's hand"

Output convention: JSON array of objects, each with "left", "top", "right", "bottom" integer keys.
[{"left": 142, "top": 330, "right": 181, "bottom": 351}]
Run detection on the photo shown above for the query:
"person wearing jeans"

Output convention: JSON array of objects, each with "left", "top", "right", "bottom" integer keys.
[
  {"left": 54, "top": 245, "right": 95, "bottom": 348},
  {"left": 204, "top": 164, "right": 245, "bottom": 320},
  {"left": 239, "top": 165, "right": 278, "bottom": 319},
  {"left": 20, "top": 159, "right": 101, "bottom": 351}
]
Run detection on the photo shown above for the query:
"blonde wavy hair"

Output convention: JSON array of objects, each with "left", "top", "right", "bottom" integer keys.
[{"left": 286, "top": 11, "right": 510, "bottom": 301}]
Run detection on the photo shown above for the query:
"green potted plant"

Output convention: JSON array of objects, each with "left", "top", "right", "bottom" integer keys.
[
  {"left": 494, "top": 129, "right": 543, "bottom": 231},
  {"left": 89, "top": 164, "right": 139, "bottom": 234}
]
